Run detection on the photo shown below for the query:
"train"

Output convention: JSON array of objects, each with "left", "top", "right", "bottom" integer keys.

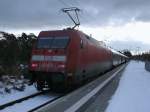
[{"left": 29, "top": 28, "right": 128, "bottom": 91}]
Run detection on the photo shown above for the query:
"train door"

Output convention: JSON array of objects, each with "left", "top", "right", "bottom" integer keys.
[{"left": 79, "top": 38, "right": 88, "bottom": 81}]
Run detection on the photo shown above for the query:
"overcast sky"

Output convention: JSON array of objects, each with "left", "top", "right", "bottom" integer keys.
[{"left": 1, "top": 0, "right": 150, "bottom": 52}]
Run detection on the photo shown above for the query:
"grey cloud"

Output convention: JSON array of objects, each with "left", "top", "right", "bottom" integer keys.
[
  {"left": 0, "top": 0, "right": 150, "bottom": 29},
  {"left": 108, "top": 40, "right": 150, "bottom": 52}
]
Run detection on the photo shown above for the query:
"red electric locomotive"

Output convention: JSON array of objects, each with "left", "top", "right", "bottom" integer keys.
[
  {"left": 29, "top": 29, "right": 114, "bottom": 91},
  {"left": 29, "top": 7, "right": 128, "bottom": 91}
]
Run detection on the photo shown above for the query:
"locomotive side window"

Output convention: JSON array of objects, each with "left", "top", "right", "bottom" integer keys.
[{"left": 37, "top": 36, "right": 69, "bottom": 49}]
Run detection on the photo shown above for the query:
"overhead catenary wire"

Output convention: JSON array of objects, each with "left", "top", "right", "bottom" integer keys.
[
  {"left": 69, "top": 0, "right": 93, "bottom": 24},
  {"left": 56, "top": 0, "right": 99, "bottom": 31},
  {"left": 62, "top": 7, "right": 81, "bottom": 29},
  {"left": 56, "top": 0, "right": 90, "bottom": 23},
  {"left": 57, "top": 0, "right": 99, "bottom": 24}
]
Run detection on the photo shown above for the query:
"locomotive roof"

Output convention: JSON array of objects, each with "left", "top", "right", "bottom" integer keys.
[
  {"left": 38, "top": 29, "right": 79, "bottom": 37},
  {"left": 38, "top": 29, "right": 110, "bottom": 49},
  {"left": 38, "top": 29, "right": 128, "bottom": 58},
  {"left": 110, "top": 48, "right": 128, "bottom": 58}
]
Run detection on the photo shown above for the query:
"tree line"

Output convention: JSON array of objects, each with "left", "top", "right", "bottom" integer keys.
[
  {"left": 0, "top": 31, "right": 37, "bottom": 76},
  {"left": 120, "top": 50, "right": 150, "bottom": 61},
  {"left": 132, "top": 52, "right": 150, "bottom": 61}
]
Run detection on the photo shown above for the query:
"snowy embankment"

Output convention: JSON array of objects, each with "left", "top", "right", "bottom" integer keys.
[
  {"left": 0, "top": 85, "right": 38, "bottom": 105},
  {"left": 106, "top": 61, "right": 150, "bottom": 112},
  {"left": 0, "top": 75, "right": 38, "bottom": 105}
]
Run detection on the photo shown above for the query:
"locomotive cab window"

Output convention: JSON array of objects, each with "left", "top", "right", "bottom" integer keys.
[
  {"left": 37, "top": 37, "right": 53, "bottom": 49},
  {"left": 51, "top": 37, "right": 69, "bottom": 49},
  {"left": 37, "top": 36, "right": 69, "bottom": 49}
]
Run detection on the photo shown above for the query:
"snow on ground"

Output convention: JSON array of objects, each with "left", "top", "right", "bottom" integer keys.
[
  {"left": 1, "top": 93, "right": 58, "bottom": 112},
  {"left": 0, "top": 85, "right": 38, "bottom": 105},
  {"left": 106, "top": 61, "right": 150, "bottom": 112}
]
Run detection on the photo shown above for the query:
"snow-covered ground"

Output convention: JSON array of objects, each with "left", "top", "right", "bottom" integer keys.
[
  {"left": 106, "top": 61, "right": 150, "bottom": 112},
  {"left": 1, "top": 93, "right": 58, "bottom": 112},
  {"left": 0, "top": 85, "right": 38, "bottom": 105}
]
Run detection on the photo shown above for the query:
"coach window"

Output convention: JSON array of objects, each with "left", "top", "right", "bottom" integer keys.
[{"left": 80, "top": 39, "right": 84, "bottom": 49}]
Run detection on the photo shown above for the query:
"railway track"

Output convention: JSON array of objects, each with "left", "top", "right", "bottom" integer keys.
[
  {"left": 28, "top": 95, "right": 63, "bottom": 112},
  {"left": 0, "top": 90, "right": 62, "bottom": 112},
  {"left": 0, "top": 91, "right": 44, "bottom": 110}
]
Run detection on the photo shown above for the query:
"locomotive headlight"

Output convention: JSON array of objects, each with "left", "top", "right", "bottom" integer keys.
[
  {"left": 58, "top": 64, "right": 65, "bottom": 68},
  {"left": 31, "top": 63, "right": 38, "bottom": 68}
]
